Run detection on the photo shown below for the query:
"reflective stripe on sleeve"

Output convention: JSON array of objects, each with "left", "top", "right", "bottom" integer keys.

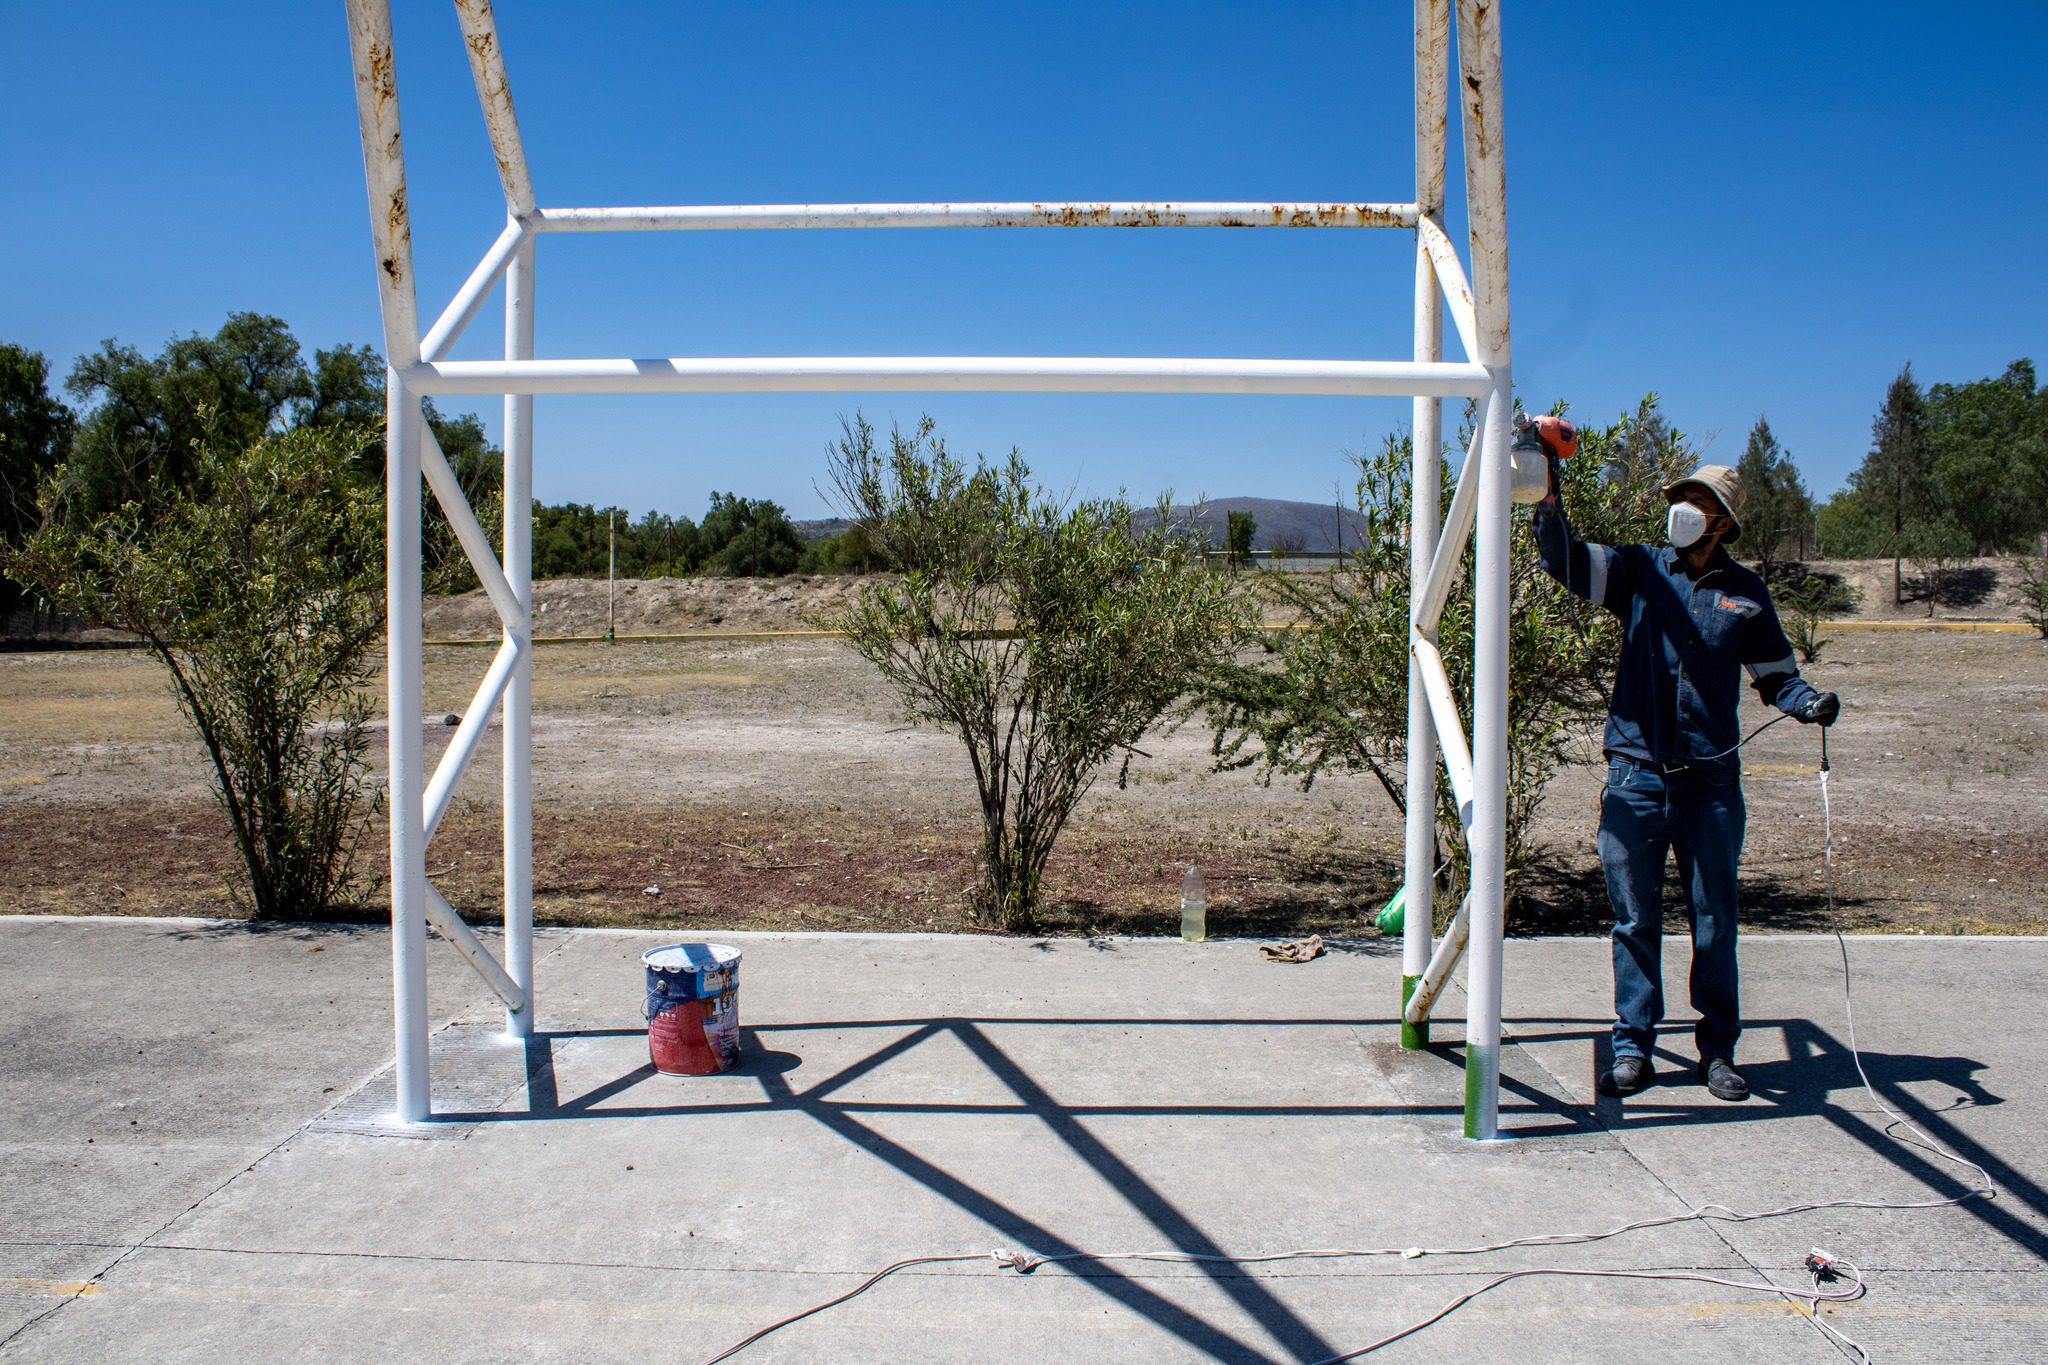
[{"left": 1587, "top": 543, "right": 1610, "bottom": 606}]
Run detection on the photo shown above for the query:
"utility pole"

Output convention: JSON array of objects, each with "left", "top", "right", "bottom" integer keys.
[{"left": 606, "top": 507, "right": 616, "bottom": 643}]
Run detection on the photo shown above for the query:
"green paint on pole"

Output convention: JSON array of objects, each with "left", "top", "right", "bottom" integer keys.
[
  {"left": 1463, "top": 1046, "right": 1491, "bottom": 1140},
  {"left": 1400, "top": 974, "right": 1427, "bottom": 1049}
]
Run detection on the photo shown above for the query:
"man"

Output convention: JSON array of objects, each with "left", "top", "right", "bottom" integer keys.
[{"left": 1527, "top": 418, "right": 1839, "bottom": 1101}]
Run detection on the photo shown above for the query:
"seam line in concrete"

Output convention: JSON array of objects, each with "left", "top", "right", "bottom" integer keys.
[
  {"left": 108, "top": 1240, "right": 1812, "bottom": 1282},
  {"left": 0, "top": 1114, "right": 309, "bottom": 1351},
  {"left": 1505, "top": 1024, "right": 1840, "bottom": 1355}
]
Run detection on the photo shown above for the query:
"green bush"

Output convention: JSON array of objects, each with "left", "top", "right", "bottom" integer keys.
[
  {"left": 6, "top": 424, "right": 384, "bottom": 918},
  {"left": 1207, "top": 396, "right": 1696, "bottom": 908},
  {"left": 823, "top": 416, "right": 1250, "bottom": 932}
]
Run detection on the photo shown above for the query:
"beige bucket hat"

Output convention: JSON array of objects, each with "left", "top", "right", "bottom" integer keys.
[{"left": 1662, "top": 464, "right": 1742, "bottom": 541}]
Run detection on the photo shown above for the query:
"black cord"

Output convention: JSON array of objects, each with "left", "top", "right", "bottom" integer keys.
[{"left": 1692, "top": 711, "right": 1791, "bottom": 765}]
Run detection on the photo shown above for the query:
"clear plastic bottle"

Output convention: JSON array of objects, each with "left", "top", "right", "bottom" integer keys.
[{"left": 1179, "top": 864, "right": 1207, "bottom": 943}]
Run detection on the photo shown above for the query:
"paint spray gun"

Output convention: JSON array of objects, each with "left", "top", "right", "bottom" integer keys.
[
  {"left": 1511, "top": 413, "right": 1591, "bottom": 640},
  {"left": 1510, "top": 413, "right": 1579, "bottom": 505}
]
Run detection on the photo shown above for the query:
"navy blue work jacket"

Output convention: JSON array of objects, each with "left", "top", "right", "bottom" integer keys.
[{"left": 1534, "top": 506, "right": 1820, "bottom": 772}]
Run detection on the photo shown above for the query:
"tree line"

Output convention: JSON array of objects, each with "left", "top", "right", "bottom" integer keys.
[
  {"left": 0, "top": 315, "right": 884, "bottom": 622},
  {"left": 1728, "top": 360, "right": 2048, "bottom": 602}
]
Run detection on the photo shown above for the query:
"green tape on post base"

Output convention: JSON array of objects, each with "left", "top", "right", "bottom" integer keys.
[
  {"left": 1463, "top": 1043, "right": 1497, "bottom": 1140},
  {"left": 1399, "top": 974, "right": 1427, "bottom": 1049}
]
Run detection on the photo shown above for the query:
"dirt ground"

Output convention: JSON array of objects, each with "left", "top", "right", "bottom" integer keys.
[
  {"left": 1, "top": 609, "right": 2043, "bottom": 938},
  {"left": 412, "top": 554, "right": 2043, "bottom": 643}
]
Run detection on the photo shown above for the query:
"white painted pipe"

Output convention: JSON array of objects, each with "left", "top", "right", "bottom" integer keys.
[
  {"left": 1413, "top": 0, "right": 1449, "bottom": 221},
  {"left": 1464, "top": 368, "right": 1512, "bottom": 1141},
  {"left": 343, "top": 0, "right": 420, "bottom": 369},
  {"left": 425, "top": 882, "right": 527, "bottom": 1014},
  {"left": 502, "top": 233, "right": 535, "bottom": 1039},
  {"left": 421, "top": 216, "right": 531, "bottom": 363},
  {"left": 422, "top": 635, "right": 523, "bottom": 840},
  {"left": 1404, "top": 893, "right": 1470, "bottom": 1025},
  {"left": 452, "top": 0, "right": 537, "bottom": 218},
  {"left": 419, "top": 422, "right": 526, "bottom": 634},
  {"left": 1413, "top": 395, "right": 1489, "bottom": 629},
  {"left": 533, "top": 201, "right": 1419, "bottom": 232},
  {"left": 1417, "top": 214, "right": 1479, "bottom": 364},
  {"left": 1457, "top": 0, "right": 1513, "bottom": 1144},
  {"left": 385, "top": 375, "right": 431, "bottom": 1123},
  {"left": 402, "top": 355, "right": 1492, "bottom": 399},
  {"left": 1410, "top": 632, "right": 1476, "bottom": 829},
  {"left": 1404, "top": 0, "right": 1449, "bottom": 1022},
  {"left": 1403, "top": 0, "right": 1452, "bottom": 1047}
]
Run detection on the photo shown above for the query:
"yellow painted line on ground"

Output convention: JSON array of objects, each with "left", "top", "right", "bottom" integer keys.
[
  {"left": 0, "top": 1279, "right": 99, "bottom": 1297},
  {"left": 1821, "top": 618, "right": 2032, "bottom": 633}
]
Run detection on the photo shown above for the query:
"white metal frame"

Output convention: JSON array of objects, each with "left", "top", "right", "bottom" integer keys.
[{"left": 344, "top": 0, "right": 1517, "bottom": 1138}]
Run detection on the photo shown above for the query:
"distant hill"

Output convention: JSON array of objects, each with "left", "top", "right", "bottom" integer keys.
[
  {"left": 799, "top": 497, "right": 1367, "bottom": 552},
  {"left": 792, "top": 517, "right": 853, "bottom": 542},
  {"left": 1137, "top": 497, "right": 1368, "bottom": 552}
]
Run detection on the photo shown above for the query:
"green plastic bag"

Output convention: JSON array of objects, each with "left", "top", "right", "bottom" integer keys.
[{"left": 1374, "top": 885, "right": 1405, "bottom": 935}]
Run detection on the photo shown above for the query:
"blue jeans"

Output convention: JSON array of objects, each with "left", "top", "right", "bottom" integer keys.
[{"left": 1598, "top": 757, "right": 1746, "bottom": 1064}]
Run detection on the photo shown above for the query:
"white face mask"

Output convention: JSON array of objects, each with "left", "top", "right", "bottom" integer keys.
[{"left": 1667, "top": 502, "right": 1710, "bottom": 550}]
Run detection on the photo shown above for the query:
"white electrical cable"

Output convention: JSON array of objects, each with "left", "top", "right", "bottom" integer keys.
[
  {"left": 1307, "top": 1260, "right": 1870, "bottom": 1363},
  {"left": 697, "top": 731, "right": 1997, "bottom": 1365}
]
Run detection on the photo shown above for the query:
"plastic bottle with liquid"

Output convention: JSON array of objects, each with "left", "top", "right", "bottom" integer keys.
[{"left": 1179, "top": 864, "right": 1207, "bottom": 943}]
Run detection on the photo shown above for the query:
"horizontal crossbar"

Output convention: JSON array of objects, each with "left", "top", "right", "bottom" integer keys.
[
  {"left": 402, "top": 356, "right": 1491, "bottom": 399},
  {"left": 533, "top": 201, "right": 1419, "bottom": 232}
]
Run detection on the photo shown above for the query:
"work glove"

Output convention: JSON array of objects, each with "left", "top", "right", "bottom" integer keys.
[{"left": 1797, "top": 691, "right": 1840, "bottom": 727}]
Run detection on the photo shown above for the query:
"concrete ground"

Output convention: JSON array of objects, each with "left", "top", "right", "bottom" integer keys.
[{"left": 1, "top": 918, "right": 2042, "bottom": 1363}]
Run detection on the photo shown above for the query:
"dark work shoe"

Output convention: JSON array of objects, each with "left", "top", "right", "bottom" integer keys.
[
  {"left": 1700, "top": 1057, "right": 1749, "bottom": 1101},
  {"left": 1597, "top": 1054, "right": 1652, "bottom": 1097}
]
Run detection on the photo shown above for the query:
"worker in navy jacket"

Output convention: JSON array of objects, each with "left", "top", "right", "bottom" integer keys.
[{"left": 1534, "top": 459, "right": 1839, "bottom": 1101}]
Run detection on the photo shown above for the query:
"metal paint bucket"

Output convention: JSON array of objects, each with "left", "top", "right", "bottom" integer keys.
[{"left": 642, "top": 943, "right": 742, "bottom": 1075}]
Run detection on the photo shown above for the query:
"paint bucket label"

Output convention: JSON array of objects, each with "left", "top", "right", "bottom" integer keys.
[{"left": 642, "top": 943, "right": 742, "bottom": 1075}]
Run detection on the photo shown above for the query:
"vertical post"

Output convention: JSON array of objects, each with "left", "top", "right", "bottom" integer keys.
[
  {"left": 387, "top": 375, "right": 431, "bottom": 1121},
  {"left": 346, "top": 0, "right": 430, "bottom": 1121},
  {"left": 1403, "top": 0, "right": 1451, "bottom": 1049},
  {"left": 1455, "top": 0, "right": 1512, "bottom": 1140},
  {"left": 502, "top": 229, "right": 535, "bottom": 1038},
  {"left": 606, "top": 509, "right": 616, "bottom": 643}
]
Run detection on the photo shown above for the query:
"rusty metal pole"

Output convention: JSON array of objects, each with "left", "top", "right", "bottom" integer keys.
[
  {"left": 452, "top": 0, "right": 537, "bottom": 220},
  {"left": 345, "top": 0, "right": 429, "bottom": 1122},
  {"left": 1403, "top": 0, "right": 1451, "bottom": 1050},
  {"left": 1455, "top": 0, "right": 1513, "bottom": 1141}
]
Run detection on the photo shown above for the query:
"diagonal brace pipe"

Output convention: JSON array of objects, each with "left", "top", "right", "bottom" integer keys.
[
  {"left": 1403, "top": 892, "right": 1471, "bottom": 1025},
  {"left": 1417, "top": 214, "right": 1479, "bottom": 364},
  {"left": 420, "top": 418, "right": 527, "bottom": 634},
  {"left": 423, "top": 635, "right": 523, "bottom": 840},
  {"left": 1410, "top": 631, "right": 1476, "bottom": 831},
  {"left": 421, "top": 215, "right": 531, "bottom": 362},
  {"left": 425, "top": 880, "right": 527, "bottom": 1013},
  {"left": 1413, "top": 389, "right": 1491, "bottom": 631}
]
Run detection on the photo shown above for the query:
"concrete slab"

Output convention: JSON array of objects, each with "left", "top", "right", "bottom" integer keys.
[{"left": 1, "top": 917, "right": 2042, "bottom": 1362}]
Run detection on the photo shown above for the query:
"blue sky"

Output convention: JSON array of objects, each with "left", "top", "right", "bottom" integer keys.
[{"left": 4, "top": 2, "right": 2042, "bottom": 520}]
